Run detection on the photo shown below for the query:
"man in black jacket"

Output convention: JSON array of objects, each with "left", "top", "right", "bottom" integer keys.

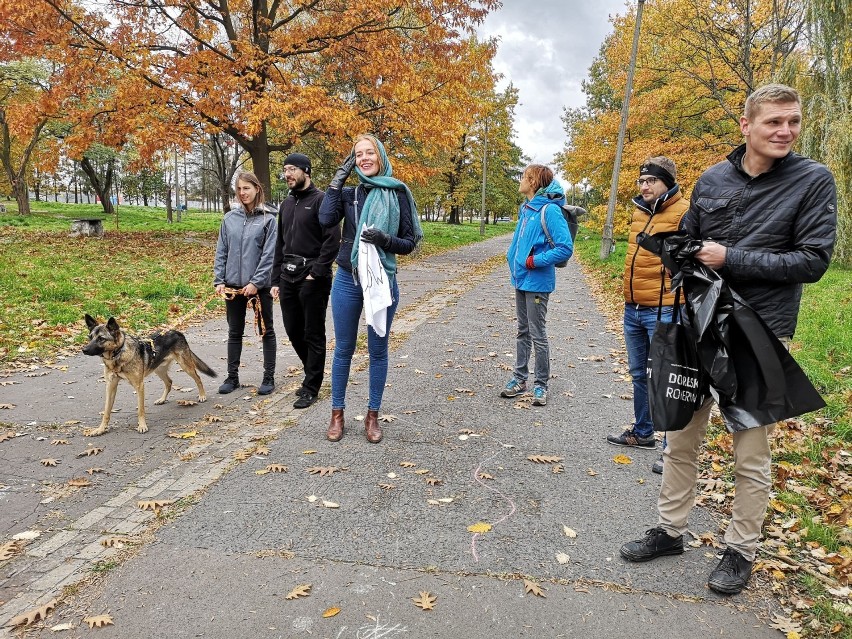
[
  {"left": 620, "top": 84, "right": 837, "bottom": 595},
  {"left": 272, "top": 153, "right": 341, "bottom": 409}
]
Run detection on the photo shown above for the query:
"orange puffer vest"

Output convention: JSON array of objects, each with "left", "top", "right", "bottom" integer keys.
[{"left": 622, "top": 190, "right": 689, "bottom": 306}]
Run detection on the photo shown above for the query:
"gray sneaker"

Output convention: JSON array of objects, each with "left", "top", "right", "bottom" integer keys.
[
  {"left": 606, "top": 429, "right": 656, "bottom": 448},
  {"left": 500, "top": 378, "right": 527, "bottom": 398},
  {"left": 532, "top": 386, "right": 547, "bottom": 406}
]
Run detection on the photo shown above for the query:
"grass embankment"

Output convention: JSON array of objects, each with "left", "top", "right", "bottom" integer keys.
[
  {"left": 0, "top": 203, "right": 512, "bottom": 363},
  {"left": 574, "top": 230, "right": 851, "bottom": 638}
]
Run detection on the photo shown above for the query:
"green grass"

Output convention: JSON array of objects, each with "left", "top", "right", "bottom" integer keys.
[{"left": 0, "top": 202, "right": 511, "bottom": 364}]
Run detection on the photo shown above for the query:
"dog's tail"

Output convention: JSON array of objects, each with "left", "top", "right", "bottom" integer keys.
[{"left": 192, "top": 352, "right": 218, "bottom": 378}]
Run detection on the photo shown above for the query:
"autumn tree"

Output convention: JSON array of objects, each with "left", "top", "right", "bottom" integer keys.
[
  {"left": 559, "top": 0, "right": 806, "bottom": 234},
  {"left": 44, "top": 0, "right": 499, "bottom": 196},
  {"left": 797, "top": 0, "right": 852, "bottom": 266}
]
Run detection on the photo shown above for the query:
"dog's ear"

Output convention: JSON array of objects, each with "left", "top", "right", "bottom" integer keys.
[
  {"left": 106, "top": 317, "right": 121, "bottom": 335},
  {"left": 85, "top": 314, "right": 98, "bottom": 330}
]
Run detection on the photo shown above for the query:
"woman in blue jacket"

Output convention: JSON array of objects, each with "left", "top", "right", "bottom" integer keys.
[{"left": 502, "top": 165, "right": 573, "bottom": 406}]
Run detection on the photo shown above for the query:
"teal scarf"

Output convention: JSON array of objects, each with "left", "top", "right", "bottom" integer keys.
[{"left": 349, "top": 136, "right": 424, "bottom": 277}]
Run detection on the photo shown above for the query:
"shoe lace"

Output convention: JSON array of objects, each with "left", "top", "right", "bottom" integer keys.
[{"left": 715, "top": 549, "right": 740, "bottom": 575}]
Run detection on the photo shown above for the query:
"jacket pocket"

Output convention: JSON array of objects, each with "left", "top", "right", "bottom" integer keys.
[{"left": 694, "top": 196, "right": 731, "bottom": 214}]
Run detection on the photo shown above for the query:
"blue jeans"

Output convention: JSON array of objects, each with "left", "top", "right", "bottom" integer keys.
[
  {"left": 624, "top": 304, "right": 674, "bottom": 439},
  {"left": 513, "top": 289, "right": 550, "bottom": 390},
  {"left": 330, "top": 268, "right": 399, "bottom": 411}
]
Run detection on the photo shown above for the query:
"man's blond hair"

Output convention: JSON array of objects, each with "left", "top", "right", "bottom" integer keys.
[{"left": 744, "top": 84, "right": 800, "bottom": 120}]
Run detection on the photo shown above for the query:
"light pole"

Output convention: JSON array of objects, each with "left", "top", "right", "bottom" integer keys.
[
  {"left": 479, "top": 117, "right": 489, "bottom": 236},
  {"left": 600, "top": 0, "right": 645, "bottom": 259}
]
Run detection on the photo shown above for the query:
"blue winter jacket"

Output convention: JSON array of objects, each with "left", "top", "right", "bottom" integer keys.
[{"left": 506, "top": 179, "right": 573, "bottom": 292}]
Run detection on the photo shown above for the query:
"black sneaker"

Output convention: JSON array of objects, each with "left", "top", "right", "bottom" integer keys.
[
  {"left": 295, "top": 387, "right": 309, "bottom": 398},
  {"left": 258, "top": 374, "right": 275, "bottom": 395},
  {"left": 293, "top": 393, "right": 317, "bottom": 409},
  {"left": 652, "top": 455, "right": 664, "bottom": 474},
  {"left": 607, "top": 429, "right": 656, "bottom": 449},
  {"left": 620, "top": 527, "right": 684, "bottom": 562},
  {"left": 218, "top": 376, "right": 240, "bottom": 394},
  {"left": 708, "top": 548, "right": 753, "bottom": 595}
]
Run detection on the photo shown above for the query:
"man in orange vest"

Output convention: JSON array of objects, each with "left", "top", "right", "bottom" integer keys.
[{"left": 606, "top": 157, "right": 688, "bottom": 475}]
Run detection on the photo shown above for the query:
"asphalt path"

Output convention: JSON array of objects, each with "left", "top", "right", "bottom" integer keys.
[{"left": 0, "top": 235, "right": 779, "bottom": 637}]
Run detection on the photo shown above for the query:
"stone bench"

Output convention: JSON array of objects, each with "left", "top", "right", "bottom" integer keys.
[{"left": 70, "top": 218, "right": 105, "bottom": 237}]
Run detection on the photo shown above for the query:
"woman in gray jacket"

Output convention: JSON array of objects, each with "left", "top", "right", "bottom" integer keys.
[{"left": 213, "top": 171, "right": 278, "bottom": 395}]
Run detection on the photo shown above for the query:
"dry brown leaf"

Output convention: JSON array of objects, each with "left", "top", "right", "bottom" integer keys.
[
  {"left": 322, "top": 607, "right": 341, "bottom": 618},
  {"left": 84, "top": 614, "right": 114, "bottom": 629},
  {"left": 51, "top": 439, "right": 69, "bottom": 446},
  {"left": 478, "top": 472, "right": 494, "bottom": 480},
  {"left": 0, "top": 431, "right": 16, "bottom": 443},
  {"left": 413, "top": 469, "right": 430, "bottom": 475},
  {"left": 612, "top": 454, "right": 633, "bottom": 465},
  {"left": 0, "top": 380, "right": 20, "bottom": 386},
  {"left": 25, "top": 371, "right": 48, "bottom": 377},
  {"left": 137, "top": 499, "right": 174, "bottom": 513},
  {"left": 67, "top": 477, "right": 92, "bottom": 488},
  {"left": 100, "top": 537, "right": 132, "bottom": 548},
  {"left": 563, "top": 526, "right": 578, "bottom": 538},
  {"left": 458, "top": 428, "right": 475, "bottom": 435},
  {"left": 412, "top": 591, "right": 437, "bottom": 611},
  {"left": 176, "top": 399, "right": 197, "bottom": 406},
  {"left": 284, "top": 584, "right": 312, "bottom": 600},
  {"left": 204, "top": 414, "right": 223, "bottom": 423},
  {"left": 399, "top": 461, "right": 417, "bottom": 468},
  {"left": 9, "top": 599, "right": 57, "bottom": 626},
  {"left": 378, "top": 414, "right": 396, "bottom": 422},
  {"left": 254, "top": 445, "right": 270, "bottom": 456},
  {"left": 378, "top": 483, "right": 395, "bottom": 490},
  {"left": 524, "top": 579, "right": 546, "bottom": 597},
  {"left": 425, "top": 477, "right": 442, "bottom": 486},
  {"left": 468, "top": 522, "right": 492, "bottom": 533},
  {"left": 233, "top": 450, "right": 252, "bottom": 461},
  {"left": 302, "top": 449, "right": 317, "bottom": 454},
  {"left": 307, "top": 466, "right": 343, "bottom": 476},
  {"left": 40, "top": 458, "right": 59, "bottom": 467},
  {"left": 0, "top": 540, "right": 22, "bottom": 561},
  {"left": 86, "top": 467, "right": 105, "bottom": 475},
  {"left": 587, "top": 468, "right": 598, "bottom": 476},
  {"left": 552, "top": 464, "right": 564, "bottom": 474},
  {"left": 0, "top": 403, "right": 15, "bottom": 409},
  {"left": 527, "top": 455, "right": 564, "bottom": 464},
  {"left": 78, "top": 447, "right": 104, "bottom": 457},
  {"left": 266, "top": 464, "right": 288, "bottom": 473}
]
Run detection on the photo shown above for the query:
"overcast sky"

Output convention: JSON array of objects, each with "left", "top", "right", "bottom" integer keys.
[{"left": 477, "top": 0, "right": 629, "bottom": 174}]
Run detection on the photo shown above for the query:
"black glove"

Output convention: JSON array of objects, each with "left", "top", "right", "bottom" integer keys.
[
  {"left": 360, "top": 227, "right": 391, "bottom": 249},
  {"left": 329, "top": 154, "right": 356, "bottom": 190}
]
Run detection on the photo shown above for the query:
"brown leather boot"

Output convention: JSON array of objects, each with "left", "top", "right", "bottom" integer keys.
[
  {"left": 327, "top": 409, "right": 344, "bottom": 442},
  {"left": 364, "top": 409, "right": 383, "bottom": 443}
]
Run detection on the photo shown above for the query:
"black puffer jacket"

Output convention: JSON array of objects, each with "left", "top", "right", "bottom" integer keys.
[{"left": 683, "top": 144, "right": 836, "bottom": 338}]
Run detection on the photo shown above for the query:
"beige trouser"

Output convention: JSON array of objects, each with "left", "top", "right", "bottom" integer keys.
[{"left": 657, "top": 398, "right": 775, "bottom": 561}]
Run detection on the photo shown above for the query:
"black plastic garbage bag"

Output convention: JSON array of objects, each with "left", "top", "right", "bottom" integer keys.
[{"left": 638, "top": 232, "right": 825, "bottom": 432}]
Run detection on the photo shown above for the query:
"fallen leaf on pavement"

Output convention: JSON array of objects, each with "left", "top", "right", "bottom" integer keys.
[
  {"left": 83, "top": 614, "right": 114, "bottom": 629},
  {"left": 612, "top": 454, "right": 633, "bottom": 465},
  {"left": 524, "top": 579, "right": 546, "bottom": 597},
  {"left": 322, "top": 607, "right": 341, "bottom": 618},
  {"left": 527, "top": 455, "right": 564, "bottom": 464},
  {"left": 412, "top": 592, "right": 437, "bottom": 610},
  {"left": 9, "top": 599, "right": 57, "bottom": 626},
  {"left": 40, "top": 458, "right": 59, "bottom": 467},
  {"left": 468, "top": 522, "right": 492, "bottom": 533},
  {"left": 285, "top": 584, "right": 312, "bottom": 600}
]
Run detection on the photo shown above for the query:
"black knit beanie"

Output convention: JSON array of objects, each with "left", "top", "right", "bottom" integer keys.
[{"left": 283, "top": 153, "right": 311, "bottom": 175}]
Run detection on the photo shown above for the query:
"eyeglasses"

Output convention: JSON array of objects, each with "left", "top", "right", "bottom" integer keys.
[
  {"left": 278, "top": 167, "right": 302, "bottom": 179},
  {"left": 635, "top": 177, "right": 659, "bottom": 187}
]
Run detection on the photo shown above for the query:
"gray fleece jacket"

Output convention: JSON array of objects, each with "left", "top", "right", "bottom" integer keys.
[{"left": 213, "top": 204, "right": 278, "bottom": 289}]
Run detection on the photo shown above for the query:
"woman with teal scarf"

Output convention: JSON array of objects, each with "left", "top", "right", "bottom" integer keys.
[{"left": 319, "top": 134, "right": 423, "bottom": 444}]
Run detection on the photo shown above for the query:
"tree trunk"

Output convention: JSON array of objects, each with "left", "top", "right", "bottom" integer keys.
[
  {"left": 447, "top": 204, "right": 462, "bottom": 224},
  {"left": 165, "top": 185, "right": 173, "bottom": 223},
  {"left": 80, "top": 156, "right": 115, "bottom": 216},
  {"left": 243, "top": 124, "right": 271, "bottom": 198},
  {"left": 13, "top": 180, "right": 30, "bottom": 215}
]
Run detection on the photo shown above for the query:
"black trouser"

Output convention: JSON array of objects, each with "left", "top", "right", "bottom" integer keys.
[
  {"left": 279, "top": 276, "right": 332, "bottom": 395},
  {"left": 224, "top": 288, "right": 276, "bottom": 379}
]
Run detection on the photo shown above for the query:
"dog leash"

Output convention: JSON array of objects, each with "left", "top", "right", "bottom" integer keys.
[{"left": 220, "top": 287, "right": 266, "bottom": 337}]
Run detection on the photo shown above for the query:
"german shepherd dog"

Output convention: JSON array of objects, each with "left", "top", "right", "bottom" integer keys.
[{"left": 82, "top": 314, "right": 217, "bottom": 436}]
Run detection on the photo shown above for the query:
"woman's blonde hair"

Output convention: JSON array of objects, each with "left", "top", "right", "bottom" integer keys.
[{"left": 234, "top": 171, "right": 265, "bottom": 211}]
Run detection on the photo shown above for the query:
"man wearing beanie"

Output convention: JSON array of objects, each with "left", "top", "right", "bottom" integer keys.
[
  {"left": 606, "top": 156, "right": 688, "bottom": 477},
  {"left": 271, "top": 153, "right": 340, "bottom": 409}
]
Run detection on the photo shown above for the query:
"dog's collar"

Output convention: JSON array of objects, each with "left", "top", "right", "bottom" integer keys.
[{"left": 110, "top": 336, "right": 126, "bottom": 360}]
